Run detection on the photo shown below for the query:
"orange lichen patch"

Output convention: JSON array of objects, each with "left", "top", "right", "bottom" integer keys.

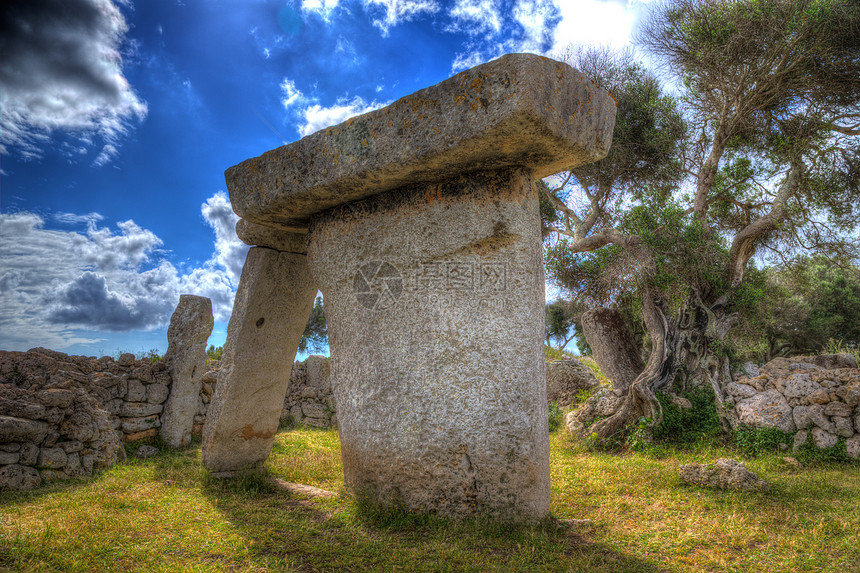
[
  {"left": 469, "top": 77, "right": 484, "bottom": 91},
  {"left": 240, "top": 424, "right": 275, "bottom": 440},
  {"left": 424, "top": 185, "right": 443, "bottom": 204}
]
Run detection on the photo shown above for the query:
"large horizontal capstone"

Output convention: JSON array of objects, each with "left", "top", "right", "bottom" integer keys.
[{"left": 225, "top": 53, "right": 616, "bottom": 232}]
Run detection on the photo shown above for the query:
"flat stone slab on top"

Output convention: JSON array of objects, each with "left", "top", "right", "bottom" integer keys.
[{"left": 226, "top": 53, "right": 616, "bottom": 232}]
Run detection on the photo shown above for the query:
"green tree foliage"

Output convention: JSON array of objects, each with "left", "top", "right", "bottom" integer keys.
[
  {"left": 206, "top": 345, "right": 223, "bottom": 361},
  {"left": 543, "top": 0, "right": 860, "bottom": 439},
  {"left": 545, "top": 299, "right": 582, "bottom": 350},
  {"left": 299, "top": 296, "right": 328, "bottom": 354},
  {"left": 731, "top": 258, "right": 860, "bottom": 361}
]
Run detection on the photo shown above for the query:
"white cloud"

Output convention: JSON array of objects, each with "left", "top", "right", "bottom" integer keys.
[
  {"left": 513, "top": 0, "right": 559, "bottom": 53},
  {"left": 448, "top": 0, "right": 502, "bottom": 35},
  {"left": 0, "top": 0, "right": 148, "bottom": 162},
  {"left": 0, "top": 192, "right": 249, "bottom": 351},
  {"left": 280, "top": 78, "right": 304, "bottom": 109},
  {"left": 448, "top": 0, "right": 641, "bottom": 74},
  {"left": 363, "top": 0, "right": 440, "bottom": 35},
  {"left": 53, "top": 212, "right": 104, "bottom": 225},
  {"left": 549, "top": 0, "right": 635, "bottom": 53},
  {"left": 93, "top": 144, "right": 120, "bottom": 167},
  {"left": 297, "top": 96, "right": 389, "bottom": 137},
  {"left": 302, "top": 0, "right": 341, "bottom": 20}
]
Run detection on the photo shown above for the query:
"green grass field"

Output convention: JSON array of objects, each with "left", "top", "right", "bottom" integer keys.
[{"left": 2, "top": 428, "right": 858, "bottom": 572}]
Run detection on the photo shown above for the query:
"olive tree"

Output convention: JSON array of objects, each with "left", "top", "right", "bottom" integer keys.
[{"left": 543, "top": 0, "right": 860, "bottom": 438}]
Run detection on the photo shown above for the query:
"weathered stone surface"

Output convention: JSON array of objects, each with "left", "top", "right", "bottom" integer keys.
[
  {"left": 727, "top": 382, "right": 758, "bottom": 400},
  {"left": 824, "top": 402, "right": 853, "bottom": 417},
  {"left": 679, "top": 459, "right": 768, "bottom": 492},
  {"left": 545, "top": 360, "right": 599, "bottom": 406},
  {"left": 793, "top": 405, "right": 815, "bottom": 430},
  {"left": 0, "top": 451, "right": 19, "bottom": 464},
  {"left": 0, "top": 416, "right": 50, "bottom": 443},
  {"left": 119, "top": 402, "right": 163, "bottom": 417},
  {"left": 226, "top": 54, "right": 615, "bottom": 232},
  {"left": 306, "top": 355, "right": 331, "bottom": 392},
  {"left": 37, "top": 447, "right": 67, "bottom": 469},
  {"left": 117, "top": 353, "right": 135, "bottom": 367},
  {"left": 161, "top": 295, "right": 214, "bottom": 448},
  {"left": 136, "top": 445, "right": 159, "bottom": 458},
  {"left": 0, "top": 464, "right": 41, "bottom": 491},
  {"left": 811, "top": 427, "right": 838, "bottom": 449},
  {"left": 236, "top": 219, "right": 307, "bottom": 252},
  {"left": 37, "top": 389, "right": 75, "bottom": 408},
  {"left": 123, "top": 428, "right": 157, "bottom": 442},
  {"left": 793, "top": 430, "right": 808, "bottom": 452},
  {"left": 736, "top": 390, "right": 795, "bottom": 432},
  {"left": 847, "top": 435, "right": 860, "bottom": 459},
  {"left": 580, "top": 308, "right": 643, "bottom": 392},
  {"left": 308, "top": 167, "right": 550, "bottom": 521},
  {"left": 301, "top": 402, "right": 328, "bottom": 419},
  {"left": 203, "top": 248, "right": 317, "bottom": 473},
  {"left": 808, "top": 405, "right": 835, "bottom": 434},
  {"left": 146, "top": 383, "right": 170, "bottom": 404},
  {"left": 782, "top": 374, "right": 821, "bottom": 399},
  {"left": 126, "top": 379, "right": 146, "bottom": 402},
  {"left": 59, "top": 411, "right": 94, "bottom": 442},
  {"left": 832, "top": 416, "right": 854, "bottom": 438},
  {"left": 836, "top": 385, "right": 860, "bottom": 407},
  {"left": 121, "top": 415, "right": 160, "bottom": 433}
]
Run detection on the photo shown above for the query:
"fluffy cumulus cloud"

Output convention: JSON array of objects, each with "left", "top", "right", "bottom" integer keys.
[
  {"left": 301, "top": 0, "right": 438, "bottom": 34},
  {"left": 0, "top": 0, "right": 147, "bottom": 161},
  {"left": 296, "top": 96, "right": 389, "bottom": 137},
  {"left": 449, "top": 0, "right": 642, "bottom": 72},
  {"left": 0, "top": 193, "right": 248, "bottom": 351},
  {"left": 447, "top": 0, "right": 502, "bottom": 34},
  {"left": 363, "top": 0, "right": 440, "bottom": 35}
]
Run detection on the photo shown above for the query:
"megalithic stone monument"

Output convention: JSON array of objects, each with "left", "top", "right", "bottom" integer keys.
[{"left": 206, "top": 53, "right": 616, "bottom": 519}]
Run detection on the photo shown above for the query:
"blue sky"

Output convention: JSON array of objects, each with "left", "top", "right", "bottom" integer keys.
[{"left": 0, "top": 0, "right": 652, "bottom": 357}]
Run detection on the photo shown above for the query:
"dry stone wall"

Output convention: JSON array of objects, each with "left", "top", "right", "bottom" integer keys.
[
  {"left": 728, "top": 354, "right": 859, "bottom": 458},
  {"left": 281, "top": 356, "right": 336, "bottom": 429},
  {"left": 0, "top": 348, "right": 217, "bottom": 491}
]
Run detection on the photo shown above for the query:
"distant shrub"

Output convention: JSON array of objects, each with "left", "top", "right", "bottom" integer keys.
[
  {"left": 653, "top": 388, "right": 721, "bottom": 444},
  {"left": 732, "top": 427, "right": 794, "bottom": 457},
  {"left": 548, "top": 402, "right": 563, "bottom": 433}
]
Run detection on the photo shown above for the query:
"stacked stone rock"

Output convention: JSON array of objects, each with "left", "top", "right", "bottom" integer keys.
[
  {"left": 193, "top": 365, "right": 219, "bottom": 436},
  {"left": 0, "top": 347, "right": 221, "bottom": 491},
  {"left": 545, "top": 359, "right": 599, "bottom": 407},
  {"left": 728, "top": 354, "right": 859, "bottom": 458},
  {"left": 0, "top": 348, "right": 127, "bottom": 490},
  {"left": 281, "top": 356, "right": 336, "bottom": 429}
]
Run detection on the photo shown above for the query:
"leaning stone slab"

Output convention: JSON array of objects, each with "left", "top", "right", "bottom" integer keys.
[
  {"left": 226, "top": 53, "right": 616, "bottom": 232},
  {"left": 202, "top": 247, "right": 317, "bottom": 473},
  {"left": 161, "top": 295, "right": 214, "bottom": 448}
]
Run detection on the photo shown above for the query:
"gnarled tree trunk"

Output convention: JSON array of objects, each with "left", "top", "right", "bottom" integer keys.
[
  {"left": 584, "top": 287, "right": 739, "bottom": 440},
  {"left": 581, "top": 307, "right": 644, "bottom": 393}
]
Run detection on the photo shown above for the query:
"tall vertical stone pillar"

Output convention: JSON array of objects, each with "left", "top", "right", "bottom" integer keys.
[
  {"left": 161, "top": 295, "right": 213, "bottom": 448},
  {"left": 308, "top": 168, "right": 549, "bottom": 519},
  {"left": 219, "top": 53, "right": 617, "bottom": 518},
  {"left": 202, "top": 243, "right": 316, "bottom": 474}
]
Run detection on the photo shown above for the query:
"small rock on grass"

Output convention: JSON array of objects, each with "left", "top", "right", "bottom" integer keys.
[
  {"left": 136, "top": 445, "right": 159, "bottom": 459},
  {"left": 680, "top": 458, "right": 769, "bottom": 492}
]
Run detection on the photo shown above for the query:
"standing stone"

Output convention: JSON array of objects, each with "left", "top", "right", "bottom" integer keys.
[
  {"left": 202, "top": 247, "right": 317, "bottom": 474},
  {"left": 160, "top": 295, "right": 214, "bottom": 448},
  {"left": 308, "top": 168, "right": 550, "bottom": 520}
]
